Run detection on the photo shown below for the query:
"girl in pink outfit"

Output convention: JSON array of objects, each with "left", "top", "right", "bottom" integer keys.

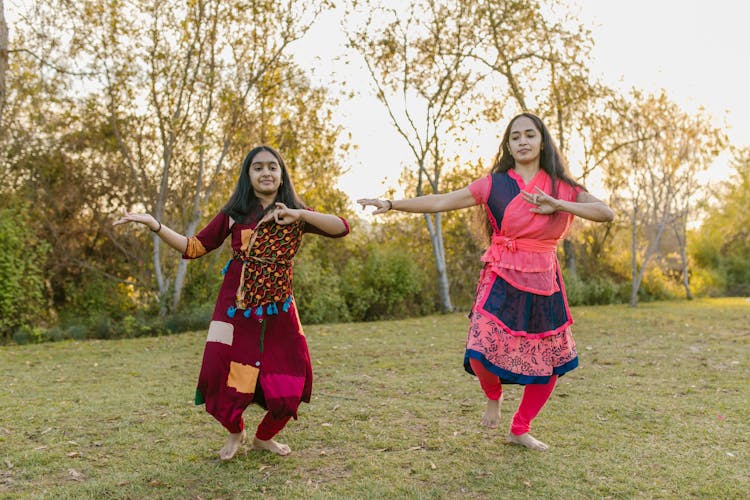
[{"left": 358, "top": 113, "right": 614, "bottom": 451}]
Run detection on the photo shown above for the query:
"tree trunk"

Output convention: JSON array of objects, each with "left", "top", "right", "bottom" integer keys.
[
  {"left": 631, "top": 207, "right": 670, "bottom": 307},
  {"left": 630, "top": 205, "right": 639, "bottom": 307},
  {"left": 424, "top": 212, "right": 454, "bottom": 312},
  {"left": 0, "top": 0, "right": 8, "bottom": 123},
  {"left": 673, "top": 224, "right": 693, "bottom": 300},
  {"left": 171, "top": 217, "right": 201, "bottom": 311},
  {"left": 563, "top": 239, "right": 576, "bottom": 278}
]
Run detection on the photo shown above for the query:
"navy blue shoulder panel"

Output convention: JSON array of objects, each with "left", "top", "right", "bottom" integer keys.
[{"left": 487, "top": 172, "right": 521, "bottom": 228}]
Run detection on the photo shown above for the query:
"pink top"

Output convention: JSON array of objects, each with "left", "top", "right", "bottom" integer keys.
[{"left": 469, "top": 169, "right": 582, "bottom": 296}]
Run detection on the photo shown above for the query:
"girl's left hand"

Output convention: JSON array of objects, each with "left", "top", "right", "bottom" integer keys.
[
  {"left": 273, "top": 202, "right": 302, "bottom": 225},
  {"left": 521, "top": 187, "right": 558, "bottom": 215}
]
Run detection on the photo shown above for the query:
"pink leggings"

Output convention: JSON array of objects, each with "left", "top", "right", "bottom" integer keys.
[{"left": 469, "top": 358, "right": 557, "bottom": 435}]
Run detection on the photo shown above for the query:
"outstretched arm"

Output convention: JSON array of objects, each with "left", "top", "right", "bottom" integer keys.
[
  {"left": 357, "top": 187, "right": 477, "bottom": 215},
  {"left": 522, "top": 187, "right": 614, "bottom": 222},
  {"left": 112, "top": 209, "right": 189, "bottom": 253},
  {"left": 273, "top": 203, "right": 349, "bottom": 235}
]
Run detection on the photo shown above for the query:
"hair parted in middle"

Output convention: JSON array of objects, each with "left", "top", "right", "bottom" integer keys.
[
  {"left": 221, "top": 145, "right": 306, "bottom": 223},
  {"left": 491, "top": 112, "right": 582, "bottom": 197}
]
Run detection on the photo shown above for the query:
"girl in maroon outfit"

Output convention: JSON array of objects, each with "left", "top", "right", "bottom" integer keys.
[{"left": 115, "top": 146, "right": 349, "bottom": 459}]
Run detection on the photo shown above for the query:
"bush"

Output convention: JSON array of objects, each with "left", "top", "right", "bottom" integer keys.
[
  {"left": 342, "top": 246, "right": 432, "bottom": 322},
  {"left": 563, "top": 271, "right": 624, "bottom": 306},
  {"left": 0, "top": 207, "right": 51, "bottom": 341},
  {"left": 293, "top": 256, "right": 351, "bottom": 325},
  {"left": 164, "top": 304, "right": 214, "bottom": 334}
]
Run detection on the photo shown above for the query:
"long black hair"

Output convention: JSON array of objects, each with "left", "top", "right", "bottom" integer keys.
[
  {"left": 221, "top": 145, "right": 306, "bottom": 223},
  {"left": 491, "top": 112, "right": 582, "bottom": 197}
]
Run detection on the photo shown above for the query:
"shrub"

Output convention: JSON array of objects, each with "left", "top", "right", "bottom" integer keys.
[
  {"left": 342, "top": 246, "right": 432, "bottom": 322},
  {"left": 0, "top": 207, "right": 51, "bottom": 341},
  {"left": 293, "top": 256, "right": 351, "bottom": 325}
]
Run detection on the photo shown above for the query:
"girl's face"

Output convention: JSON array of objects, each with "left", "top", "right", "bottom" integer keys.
[
  {"left": 508, "top": 116, "right": 543, "bottom": 166},
  {"left": 248, "top": 150, "right": 283, "bottom": 198}
]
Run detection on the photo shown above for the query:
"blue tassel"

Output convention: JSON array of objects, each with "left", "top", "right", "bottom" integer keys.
[
  {"left": 255, "top": 306, "right": 263, "bottom": 317},
  {"left": 243, "top": 309, "right": 251, "bottom": 318},
  {"left": 221, "top": 259, "right": 232, "bottom": 276},
  {"left": 267, "top": 303, "right": 278, "bottom": 315},
  {"left": 282, "top": 296, "right": 292, "bottom": 312},
  {"left": 226, "top": 306, "right": 237, "bottom": 318}
]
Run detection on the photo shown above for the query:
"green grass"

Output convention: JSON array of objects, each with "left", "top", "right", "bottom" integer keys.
[{"left": 1, "top": 298, "right": 748, "bottom": 499}]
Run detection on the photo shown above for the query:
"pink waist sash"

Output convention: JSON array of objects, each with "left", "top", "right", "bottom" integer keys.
[{"left": 481, "top": 235, "right": 560, "bottom": 295}]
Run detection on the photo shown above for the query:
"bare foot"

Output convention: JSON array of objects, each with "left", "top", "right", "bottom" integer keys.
[
  {"left": 481, "top": 397, "right": 502, "bottom": 428},
  {"left": 252, "top": 436, "right": 291, "bottom": 456},
  {"left": 506, "top": 432, "right": 549, "bottom": 451},
  {"left": 219, "top": 430, "right": 246, "bottom": 460}
]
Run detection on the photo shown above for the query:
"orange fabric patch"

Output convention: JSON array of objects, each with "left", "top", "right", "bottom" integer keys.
[
  {"left": 240, "top": 229, "right": 254, "bottom": 252},
  {"left": 185, "top": 236, "right": 207, "bottom": 258},
  {"left": 227, "top": 361, "right": 259, "bottom": 394}
]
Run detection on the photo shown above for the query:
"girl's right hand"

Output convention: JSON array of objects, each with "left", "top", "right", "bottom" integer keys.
[{"left": 357, "top": 198, "right": 391, "bottom": 215}]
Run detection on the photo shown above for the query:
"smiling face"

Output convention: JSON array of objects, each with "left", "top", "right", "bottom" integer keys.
[
  {"left": 508, "top": 115, "right": 543, "bottom": 166},
  {"left": 248, "top": 150, "right": 282, "bottom": 199}
]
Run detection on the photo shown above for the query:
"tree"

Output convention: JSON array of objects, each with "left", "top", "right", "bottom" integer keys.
[
  {"left": 2, "top": 0, "right": 349, "bottom": 330},
  {"left": 0, "top": 0, "right": 7, "bottom": 123},
  {"left": 48, "top": 0, "right": 332, "bottom": 314},
  {"left": 346, "top": 0, "right": 483, "bottom": 312},
  {"left": 691, "top": 147, "right": 750, "bottom": 295},
  {"left": 600, "top": 90, "right": 725, "bottom": 306},
  {"left": 469, "top": 0, "right": 599, "bottom": 277}
]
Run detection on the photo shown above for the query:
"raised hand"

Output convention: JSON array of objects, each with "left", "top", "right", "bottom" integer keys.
[
  {"left": 521, "top": 187, "right": 557, "bottom": 215},
  {"left": 273, "top": 202, "right": 302, "bottom": 225}
]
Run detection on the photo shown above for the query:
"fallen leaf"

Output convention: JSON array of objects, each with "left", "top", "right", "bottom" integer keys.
[
  {"left": 148, "top": 479, "right": 166, "bottom": 487},
  {"left": 321, "top": 423, "right": 332, "bottom": 427},
  {"left": 523, "top": 480, "right": 532, "bottom": 488},
  {"left": 66, "top": 452, "right": 80, "bottom": 458},
  {"left": 68, "top": 468, "right": 85, "bottom": 481},
  {"left": 726, "top": 452, "right": 735, "bottom": 457},
  {"left": 717, "top": 413, "right": 726, "bottom": 421},
  {"left": 4, "top": 459, "right": 12, "bottom": 469},
  {"left": 429, "top": 461, "right": 436, "bottom": 470}
]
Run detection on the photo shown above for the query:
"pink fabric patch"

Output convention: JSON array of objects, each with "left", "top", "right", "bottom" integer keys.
[{"left": 259, "top": 373, "right": 306, "bottom": 400}]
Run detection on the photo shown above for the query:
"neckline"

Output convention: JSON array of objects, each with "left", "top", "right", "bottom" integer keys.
[{"left": 508, "top": 168, "right": 541, "bottom": 188}]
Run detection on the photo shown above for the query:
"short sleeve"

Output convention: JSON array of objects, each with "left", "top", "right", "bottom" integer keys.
[
  {"left": 557, "top": 181, "right": 584, "bottom": 203},
  {"left": 182, "top": 212, "right": 232, "bottom": 259},
  {"left": 468, "top": 175, "right": 492, "bottom": 204}
]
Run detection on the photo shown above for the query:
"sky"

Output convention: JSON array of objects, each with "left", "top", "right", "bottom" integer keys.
[{"left": 292, "top": 0, "right": 750, "bottom": 202}]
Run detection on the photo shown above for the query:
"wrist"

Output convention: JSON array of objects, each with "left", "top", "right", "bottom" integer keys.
[
  {"left": 151, "top": 219, "right": 162, "bottom": 233},
  {"left": 385, "top": 200, "right": 393, "bottom": 211}
]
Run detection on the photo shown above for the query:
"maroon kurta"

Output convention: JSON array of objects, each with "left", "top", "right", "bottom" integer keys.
[{"left": 184, "top": 208, "right": 349, "bottom": 433}]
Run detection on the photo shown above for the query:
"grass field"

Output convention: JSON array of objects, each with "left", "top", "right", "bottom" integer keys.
[{"left": 1, "top": 298, "right": 748, "bottom": 499}]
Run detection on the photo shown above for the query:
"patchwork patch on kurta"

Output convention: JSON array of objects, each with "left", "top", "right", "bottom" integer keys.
[
  {"left": 227, "top": 361, "right": 259, "bottom": 394},
  {"left": 259, "top": 373, "right": 305, "bottom": 400},
  {"left": 206, "top": 320, "right": 233, "bottom": 345}
]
